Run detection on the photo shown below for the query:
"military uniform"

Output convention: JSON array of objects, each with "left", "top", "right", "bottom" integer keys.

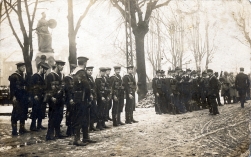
[
  {"left": 86, "top": 66, "right": 99, "bottom": 131},
  {"left": 110, "top": 66, "right": 125, "bottom": 126},
  {"left": 228, "top": 73, "right": 237, "bottom": 103},
  {"left": 163, "top": 70, "right": 173, "bottom": 113},
  {"left": 200, "top": 72, "right": 209, "bottom": 109},
  {"left": 170, "top": 71, "right": 181, "bottom": 114},
  {"left": 190, "top": 71, "right": 200, "bottom": 110},
  {"left": 180, "top": 71, "right": 192, "bottom": 112},
  {"left": 95, "top": 67, "right": 109, "bottom": 130},
  {"left": 196, "top": 70, "right": 202, "bottom": 107},
  {"left": 207, "top": 69, "right": 219, "bottom": 115},
  {"left": 214, "top": 72, "right": 223, "bottom": 106},
  {"left": 9, "top": 62, "right": 29, "bottom": 135},
  {"left": 64, "top": 74, "right": 74, "bottom": 136},
  {"left": 175, "top": 69, "right": 186, "bottom": 113},
  {"left": 104, "top": 68, "right": 112, "bottom": 121},
  {"left": 159, "top": 70, "right": 168, "bottom": 113},
  {"left": 30, "top": 62, "right": 50, "bottom": 131},
  {"left": 45, "top": 60, "right": 65, "bottom": 140},
  {"left": 71, "top": 57, "right": 96, "bottom": 146},
  {"left": 123, "top": 65, "right": 138, "bottom": 123},
  {"left": 152, "top": 70, "right": 162, "bottom": 114},
  {"left": 235, "top": 68, "right": 250, "bottom": 108},
  {"left": 220, "top": 72, "right": 231, "bottom": 104}
]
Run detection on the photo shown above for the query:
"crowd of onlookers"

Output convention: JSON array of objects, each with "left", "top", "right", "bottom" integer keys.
[{"left": 152, "top": 67, "right": 250, "bottom": 115}]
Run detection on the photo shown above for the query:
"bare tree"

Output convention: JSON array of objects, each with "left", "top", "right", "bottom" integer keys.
[
  {"left": 110, "top": 0, "right": 172, "bottom": 100},
  {"left": 189, "top": 15, "right": 207, "bottom": 71},
  {"left": 204, "top": 20, "right": 216, "bottom": 70},
  {"left": 226, "top": 0, "right": 251, "bottom": 78},
  {"left": 230, "top": 0, "right": 251, "bottom": 48},
  {"left": 164, "top": 15, "right": 186, "bottom": 70},
  {"left": 67, "top": 0, "right": 96, "bottom": 70},
  {"left": 146, "top": 10, "right": 164, "bottom": 77},
  {"left": 0, "top": 1, "right": 18, "bottom": 24},
  {"left": 3, "top": 0, "right": 39, "bottom": 77}
]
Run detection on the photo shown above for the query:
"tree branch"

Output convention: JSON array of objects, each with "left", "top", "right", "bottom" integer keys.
[
  {"left": 29, "top": 0, "right": 38, "bottom": 60},
  {"left": 17, "top": 0, "right": 28, "bottom": 42},
  {"left": 110, "top": 0, "right": 137, "bottom": 29},
  {"left": 144, "top": 1, "right": 157, "bottom": 24},
  {"left": 154, "top": 0, "right": 171, "bottom": 9},
  {"left": 4, "top": 1, "right": 18, "bottom": 14},
  {"left": 24, "top": 0, "right": 31, "bottom": 23},
  {"left": 31, "top": 0, "right": 38, "bottom": 26},
  {"left": 74, "top": 0, "right": 96, "bottom": 36},
  {"left": 4, "top": 0, "right": 23, "bottom": 49}
]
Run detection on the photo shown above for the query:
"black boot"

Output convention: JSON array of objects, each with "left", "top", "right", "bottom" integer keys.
[
  {"left": 117, "top": 112, "right": 125, "bottom": 125},
  {"left": 11, "top": 122, "right": 18, "bottom": 136},
  {"left": 73, "top": 129, "right": 88, "bottom": 146},
  {"left": 55, "top": 126, "right": 67, "bottom": 139},
  {"left": 82, "top": 127, "right": 97, "bottom": 143},
  {"left": 90, "top": 122, "right": 99, "bottom": 131},
  {"left": 233, "top": 97, "right": 237, "bottom": 103},
  {"left": 224, "top": 96, "right": 228, "bottom": 104},
  {"left": 96, "top": 120, "right": 104, "bottom": 130},
  {"left": 131, "top": 111, "right": 138, "bottom": 123},
  {"left": 112, "top": 114, "right": 118, "bottom": 127},
  {"left": 66, "top": 126, "right": 72, "bottom": 136},
  {"left": 228, "top": 97, "right": 232, "bottom": 104},
  {"left": 30, "top": 119, "right": 38, "bottom": 131},
  {"left": 125, "top": 112, "right": 132, "bottom": 124},
  {"left": 19, "top": 121, "right": 28, "bottom": 134},
  {"left": 37, "top": 119, "right": 47, "bottom": 130},
  {"left": 102, "top": 120, "right": 110, "bottom": 128}
]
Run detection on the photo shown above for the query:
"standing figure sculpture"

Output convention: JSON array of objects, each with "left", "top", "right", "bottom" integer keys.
[{"left": 37, "top": 12, "right": 56, "bottom": 52}]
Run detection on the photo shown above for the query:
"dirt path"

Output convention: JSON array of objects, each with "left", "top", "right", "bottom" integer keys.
[{"left": 0, "top": 102, "right": 250, "bottom": 157}]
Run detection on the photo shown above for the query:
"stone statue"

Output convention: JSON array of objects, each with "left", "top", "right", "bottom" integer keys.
[{"left": 36, "top": 12, "right": 57, "bottom": 52}]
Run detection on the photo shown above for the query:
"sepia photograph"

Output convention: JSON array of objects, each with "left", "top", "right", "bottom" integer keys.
[{"left": 0, "top": 0, "right": 250, "bottom": 156}]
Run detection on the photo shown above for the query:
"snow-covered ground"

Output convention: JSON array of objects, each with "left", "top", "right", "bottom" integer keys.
[{"left": 0, "top": 101, "right": 250, "bottom": 157}]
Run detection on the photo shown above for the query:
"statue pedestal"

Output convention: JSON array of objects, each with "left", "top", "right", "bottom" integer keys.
[{"left": 34, "top": 51, "right": 55, "bottom": 73}]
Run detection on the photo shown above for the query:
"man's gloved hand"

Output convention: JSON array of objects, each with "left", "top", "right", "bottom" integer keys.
[
  {"left": 102, "top": 97, "right": 106, "bottom": 101},
  {"left": 70, "top": 99, "right": 74, "bottom": 105},
  {"left": 52, "top": 97, "right": 56, "bottom": 103}
]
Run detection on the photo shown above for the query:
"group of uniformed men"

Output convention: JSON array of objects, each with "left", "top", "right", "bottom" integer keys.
[
  {"left": 152, "top": 67, "right": 250, "bottom": 115},
  {"left": 8, "top": 56, "right": 138, "bottom": 146}
]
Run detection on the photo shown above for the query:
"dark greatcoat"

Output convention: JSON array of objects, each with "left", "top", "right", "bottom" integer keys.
[
  {"left": 95, "top": 75, "right": 107, "bottom": 120},
  {"left": 235, "top": 73, "right": 250, "bottom": 106},
  {"left": 110, "top": 74, "right": 124, "bottom": 114},
  {"left": 9, "top": 71, "right": 29, "bottom": 122},
  {"left": 152, "top": 77, "right": 162, "bottom": 113},
  {"left": 71, "top": 68, "right": 91, "bottom": 129},
  {"left": 87, "top": 75, "right": 98, "bottom": 123},
  {"left": 123, "top": 73, "right": 136, "bottom": 112},
  {"left": 64, "top": 75, "right": 74, "bottom": 126},
  {"left": 30, "top": 73, "right": 46, "bottom": 120},
  {"left": 208, "top": 75, "right": 219, "bottom": 114},
  {"left": 45, "top": 71, "right": 65, "bottom": 137}
]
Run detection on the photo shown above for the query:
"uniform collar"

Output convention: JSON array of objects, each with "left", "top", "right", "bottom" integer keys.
[
  {"left": 71, "top": 67, "right": 84, "bottom": 75},
  {"left": 50, "top": 70, "right": 60, "bottom": 77}
]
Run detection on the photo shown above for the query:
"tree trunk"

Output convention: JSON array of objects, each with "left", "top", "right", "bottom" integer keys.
[
  {"left": 134, "top": 29, "right": 148, "bottom": 101},
  {"left": 67, "top": 0, "right": 77, "bottom": 71},
  {"left": 22, "top": 39, "right": 33, "bottom": 77},
  {"left": 68, "top": 37, "right": 77, "bottom": 68}
]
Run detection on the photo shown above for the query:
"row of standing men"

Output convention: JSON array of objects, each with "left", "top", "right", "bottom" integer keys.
[
  {"left": 152, "top": 67, "right": 250, "bottom": 115},
  {"left": 8, "top": 56, "right": 138, "bottom": 146}
]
